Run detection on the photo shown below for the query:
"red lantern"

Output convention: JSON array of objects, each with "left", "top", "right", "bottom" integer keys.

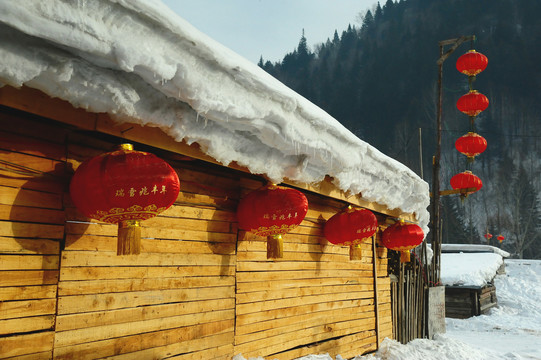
[
  {"left": 497, "top": 235, "right": 505, "bottom": 243},
  {"left": 381, "top": 220, "right": 424, "bottom": 262},
  {"left": 456, "top": 90, "right": 489, "bottom": 116},
  {"left": 237, "top": 184, "right": 308, "bottom": 259},
  {"left": 484, "top": 233, "right": 493, "bottom": 240},
  {"left": 324, "top": 206, "right": 378, "bottom": 260},
  {"left": 70, "top": 144, "right": 180, "bottom": 255},
  {"left": 455, "top": 132, "right": 487, "bottom": 160},
  {"left": 456, "top": 50, "right": 488, "bottom": 76},
  {"left": 450, "top": 171, "right": 483, "bottom": 195}
]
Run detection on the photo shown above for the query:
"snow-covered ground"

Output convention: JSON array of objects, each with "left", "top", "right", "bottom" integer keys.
[{"left": 234, "top": 259, "right": 541, "bottom": 360}]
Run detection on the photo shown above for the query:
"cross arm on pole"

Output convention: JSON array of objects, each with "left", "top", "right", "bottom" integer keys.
[{"left": 437, "top": 35, "right": 476, "bottom": 65}]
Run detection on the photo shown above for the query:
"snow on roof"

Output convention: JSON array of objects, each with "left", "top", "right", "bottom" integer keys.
[
  {"left": 441, "top": 252, "right": 504, "bottom": 287},
  {"left": 0, "top": 0, "right": 429, "bottom": 233},
  {"left": 442, "top": 244, "right": 510, "bottom": 258}
]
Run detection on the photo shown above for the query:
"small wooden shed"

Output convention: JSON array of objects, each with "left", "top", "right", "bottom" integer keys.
[
  {"left": 0, "top": 2, "right": 429, "bottom": 359},
  {"left": 441, "top": 245, "right": 508, "bottom": 319}
]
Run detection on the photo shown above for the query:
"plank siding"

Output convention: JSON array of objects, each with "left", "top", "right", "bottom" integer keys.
[
  {"left": 0, "top": 104, "right": 394, "bottom": 359},
  {"left": 0, "top": 109, "right": 65, "bottom": 360}
]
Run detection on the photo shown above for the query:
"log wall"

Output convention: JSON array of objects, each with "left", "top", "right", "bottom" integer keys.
[{"left": 0, "top": 104, "right": 393, "bottom": 359}]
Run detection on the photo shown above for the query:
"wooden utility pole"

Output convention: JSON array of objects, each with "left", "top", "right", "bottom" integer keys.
[{"left": 431, "top": 35, "right": 475, "bottom": 284}]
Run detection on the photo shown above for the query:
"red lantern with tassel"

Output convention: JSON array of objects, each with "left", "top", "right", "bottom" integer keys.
[
  {"left": 497, "top": 235, "right": 505, "bottom": 243},
  {"left": 69, "top": 144, "right": 180, "bottom": 255},
  {"left": 450, "top": 171, "right": 483, "bottom": 195},
  {"left": 455, "top": 132, "right": 487, "bottom": 161},
  {"left": 324, "top": 206, "right": 378, "bottom": 260},
  {"left": 237, "top": 184, "right": 308, "bottom": 259},
  {"left": 381, "top": 220, "right": 424, "bottom": 262},
  {"left": 456, "top": 90, "right": 489, "bottom": 116},
  {"left": 456, "top": 50, "right": 488, "bottom": 76},
  {"left": 484, "top": 233, "right": 493, "bottom": 241}
]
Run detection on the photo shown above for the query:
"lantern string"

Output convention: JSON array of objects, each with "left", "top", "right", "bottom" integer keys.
[{"left": 0, "top": 159, "right": 61, "bottom": 178}]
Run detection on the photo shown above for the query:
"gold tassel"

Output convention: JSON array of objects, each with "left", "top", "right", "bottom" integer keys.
[
  {"left": 267, "top": 234, "right": 283, "bottom": 259},
  {"left": 117, "top": 220, "right": 141, "bottom": 255},
  {"left": 400, "top": 251, "right": 411, "bottom": 263},
  {"left": 349, "top": 244, "right": 362, "bottom": 260}
]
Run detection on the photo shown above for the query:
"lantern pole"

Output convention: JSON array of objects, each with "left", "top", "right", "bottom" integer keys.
[{"left": 432, "top": 35, "right": 475, "bottom": 285}]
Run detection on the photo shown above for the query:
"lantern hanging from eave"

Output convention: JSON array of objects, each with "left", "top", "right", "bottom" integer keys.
[
  {"left": 484, "top": 233, "right": 493, "bottom": 241},
  {"left": 324, "top": 206, "right": 378, "bottom": 260},
  {"left": 497, "top": 235, "right": 505, "bottom": 243},
  {"left": 455, "top": 132, "right": 487, "bottom": 161},
  {"left": 69, "top": 144, "right": 180, "bottom": 255},
  {"left": 237, "top": 184, "right": 308, "bottom": 259},
  {"left": 456, "top": 50, "right": 488, "bottom": 77},
  {"left": 456, "top": 90, "right": 489, "bottom": 117},
  {"left": 450, "top": 171, "right": 483, "bottom": 196},
  {"left": 381, "top": 220, "right": 424, "bottom": 263}
]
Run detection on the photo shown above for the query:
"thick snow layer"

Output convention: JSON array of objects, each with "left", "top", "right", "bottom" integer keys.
[
  {"left": 233, "top": 260, "right": 541, "bottom": 360},
  {"left": 441, "top": 252, "right": 504, "bottom": 287},
  {"left": 0, "top": 0, "right": 429, "bottom": 233},
  {"left": 441, "top": 244, "right": 510, "bottom": 257}
]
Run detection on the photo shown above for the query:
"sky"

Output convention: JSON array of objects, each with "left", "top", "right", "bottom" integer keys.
[{"left": 162, "top": 0, "right": 379, "bottom": 64}]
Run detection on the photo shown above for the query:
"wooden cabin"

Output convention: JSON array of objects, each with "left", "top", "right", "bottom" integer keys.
[
  {"left": 441, "top": 245, "right": 508, "bottom": 319},
  {"left": 0, "top": 2, "right": 429, "bottom": 359}
]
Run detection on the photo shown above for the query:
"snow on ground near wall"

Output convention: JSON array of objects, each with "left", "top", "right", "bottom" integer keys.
[
  {"left": 233, "top": 259, "right": 541, "bottom": 360},
  {"left": 441, "top": 252, "right": 504, "bottom": 287},
  {"left": 0, "top": 0, "right": 430, "bottom": 235}
]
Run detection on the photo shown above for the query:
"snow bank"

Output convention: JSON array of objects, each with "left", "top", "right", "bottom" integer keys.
[
  {"left": 0, "top": 0, "right": 429, "bottom": 234},
  {"left": 441, "top": 252, "right": 503, "bottom": 287}
]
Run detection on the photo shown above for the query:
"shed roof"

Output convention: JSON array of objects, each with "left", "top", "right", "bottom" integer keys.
[{"left": 0, "top": 0, "right": 429, "bottom": 233}]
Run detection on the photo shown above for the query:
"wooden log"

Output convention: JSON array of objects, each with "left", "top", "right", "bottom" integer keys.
[
  {"left": 0, "top": 204, "right": 64, "bottom": 224},
  {"left": 236, "top": 283, "right": 374, "bottom": 304},
  {"left": 237, "top": 269, "right": 374, "bottom": 283},
  {"left": 54, "top": 310, "right": 234, "bottom": 348},
  {"left": 59, "top": 265, "right": 235, "bottom": 281},
  {"left": 236, "top": 299, "right": 374, "bottom": 328},
  {"left": 236, "top": 304, "right": 376, "bottom": 337},
  {"left": 0, "top": 254, "right": 59, "bottom": 270},
  {"left": 58, "top": 276, "right": 234, "bottom": 296},
  {"left": 56, "top": 298, "right": 235, "bottom": 331},
  {"left": 236, "top": 277, "right": 374, "bottom": 293},
  {"left": 0, "top": 221, "right": 64, "bottom": 240},
  {"left": 0, "top": 299, "right": 56, "bottom": 320},
  {"left": 0, "top": 236, "right": 60, "bottom": 254},
  {"left": 0, "top": 285, "right": 57, "bottom": 301},
  {"left": 0, "top": 270, "right": 59, "bottom": 286},
  {"left": 0, "top": 315, "right": 55, "bottom": 335},
  {"left": 0, "top": 331, "right": 54, "bottom": 359},
  {"left": 60, "top": 250, "right": 235, "bottom": 267},
  {"left": 57, "top": 286, "right": 234, "bottom": 314},
  {"left": 54, "top": 325, "right": 234, "bottom": 360},
  {"left": 236, "top": 291, "right": 374, "bottom": 316}
]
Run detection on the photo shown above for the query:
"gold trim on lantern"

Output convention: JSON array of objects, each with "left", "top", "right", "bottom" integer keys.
[
  {"left": 119, "top": 219, "right": 141, "bottom": 228},
  {"left": 119, "top": 143, "right": 134, "bottom": 151}
]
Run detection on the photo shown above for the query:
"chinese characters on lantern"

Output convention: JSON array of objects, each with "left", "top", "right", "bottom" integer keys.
[{"left": 115, "top": 185, "right": 168, "bottom": 197}]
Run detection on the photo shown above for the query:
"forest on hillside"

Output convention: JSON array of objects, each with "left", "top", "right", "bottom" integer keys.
[{"left": 258, "top": 0, "right": 541, "bottom": 258}]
